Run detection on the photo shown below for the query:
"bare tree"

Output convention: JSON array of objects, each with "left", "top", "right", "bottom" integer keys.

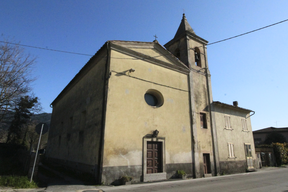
[{"left": 0, "top": 40, "right": 36, "bottom": 121}]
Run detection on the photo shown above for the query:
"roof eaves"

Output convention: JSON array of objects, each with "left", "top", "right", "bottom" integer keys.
[
  {"left": 51, "top": 41, "right": 108, "bottom": 106},
  {"left": 110, "top": 41, "right": 190, "bottom": 74},
  {"left": 253, "top": 127, "right": 288, "bottom": 133},
  {"left": 213, "top": 101, "right": 252, "bottom": 112}
]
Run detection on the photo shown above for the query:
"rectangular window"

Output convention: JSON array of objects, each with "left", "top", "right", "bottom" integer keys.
[
  {"left": 79, "top": 131, "right": 84, "bottom": 144},
  {"left": 81, "top": 111, "right": 86, "bottom": 130},
  {"left": 200, "top": 113, "right": 207, "bottom": 129},
  {"left": 61, "top": 121, "right": 64, "bottom": 132},
  {"left": 245, "top": 144, "right": 252, "bottom": 157},
  {"left": 70, "top": 116, "right": 73, "bottom": 130},
  {"left": 224, "top": 115, "right": 232, "bottom": 129},
  {"left": 67, "top": 133, "right": 71, "bottom": 142},
  {"left": 241, "top": 118, "right": 248, "bottom": 131},
  {"left": 228, "top": 143, "right": 235, "bottom": 158}
]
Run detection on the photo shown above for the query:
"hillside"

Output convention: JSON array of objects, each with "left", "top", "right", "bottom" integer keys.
[{"left": 0, "top": 112, "right": 51, "bottom": 143}]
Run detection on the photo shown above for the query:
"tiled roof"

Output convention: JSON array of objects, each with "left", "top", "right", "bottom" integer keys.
[
  {"left": 212, "top": 101, "right": 253, "bottom": 112},
  {"left": 253, "top": 127, "right": 288, "bottom": 133}
]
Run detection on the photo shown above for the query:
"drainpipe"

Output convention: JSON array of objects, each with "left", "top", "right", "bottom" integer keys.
[{"left": 203, "top": 45, "right": 219, "bottom": 176}]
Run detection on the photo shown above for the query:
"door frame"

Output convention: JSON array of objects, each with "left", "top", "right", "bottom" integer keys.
[
  {"left": 244, "top": 143, "right": 254, "bottom": 170},
  {"left": 203, "top": 153, "right": 211, "bottom": 174},
  {"left": 143, "top": 137, "right": 166, "bottom": 182},
  {"left": 147, "top": 141, "right": 163, "bottom": 173}
]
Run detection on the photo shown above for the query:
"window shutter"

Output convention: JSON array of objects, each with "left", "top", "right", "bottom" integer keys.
[
  {"left": 200, "top": 113, "right": 204, "bottom": 128},
  {"left": 228, "top": 143, "right": 235, "bottom": 158},
  {"left": 232, "top": 144, "right": 235, "bottom": 157},
  {"left": 225, "top": 116, "right": 228, "bottom": 128},
  {"left": 225, "top": 116, "right": 231, "bottom": 129},
  {"left": 242, "top": 119, "right": 247, "bottom": 131},
  {"left": 228, "top": 143, "right": 230, "bottom": 157}
]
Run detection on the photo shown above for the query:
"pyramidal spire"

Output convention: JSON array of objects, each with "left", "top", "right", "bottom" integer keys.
[{"left": 174, "top": 14, "right": 195, "bottom": 38}]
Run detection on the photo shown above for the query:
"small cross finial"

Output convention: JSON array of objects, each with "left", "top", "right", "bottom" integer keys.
[{"left": 154, "top": 34, "right": 158, "bottom": 41}]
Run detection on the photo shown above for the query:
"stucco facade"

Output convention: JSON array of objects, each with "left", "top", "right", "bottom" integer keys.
[
  {"left": 47, "top": 45, "right": 108, "bottom": 177},
  {"left": 212, "top": 101, "right": 258, "bottom": 174},
  {"left": 102, "top": 41, "right": 193, "bottom": 183},
  {"left": 46, "top": 14, "right": 256, "bottom": 184}
]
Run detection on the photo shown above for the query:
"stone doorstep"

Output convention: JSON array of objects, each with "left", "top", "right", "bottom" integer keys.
[
  {"left": 143, "top": 172, "right": 167, "bottom": 182},
  {"left": 204, "top": 174, "right": 212, "bottom": 177},
  {"left": 247, "top": 168, "right": 256, "bottom": 172}
]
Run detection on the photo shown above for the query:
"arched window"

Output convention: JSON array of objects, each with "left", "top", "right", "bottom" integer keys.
[{"left": 194, "top": 47, "right": 201, "bottom": 67}]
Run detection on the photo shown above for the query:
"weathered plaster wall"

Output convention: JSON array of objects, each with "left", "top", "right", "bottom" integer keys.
[
  {"left": 213, "top": 105, "right": 258, "bottom": 173},
  {"left": 46, "top": 52, "right": 107, "bottom": 176},
  {"left": 102, "top": 48, "right": 192, "bottom": 183},
  {"left": 165, "top": 37, "right": 215, "bottom": 177},
  {"left": 219, "top": 160, "right": 247, "bottom": 174},
  {"left": 188, "top": 39, "right": 215, "bottom": 176}
]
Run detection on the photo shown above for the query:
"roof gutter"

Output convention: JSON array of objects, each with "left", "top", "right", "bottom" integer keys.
[{"left": 247, "top": 110, "right": 255, "bottom": 119}]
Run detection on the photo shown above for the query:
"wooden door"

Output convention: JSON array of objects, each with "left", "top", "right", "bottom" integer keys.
[
  {"left": 245, "top": 144, "right": 254, "bottom": 169},
  {"left": 147, "top": 141, "right": 162, "bottom": 174},
  {"left": 203, "top": 154, "right": 211, "bottom": 174}
]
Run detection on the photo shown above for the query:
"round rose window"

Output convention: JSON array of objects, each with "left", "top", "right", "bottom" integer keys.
[{"left": 144, "top": 89, "right": 164, "bottom": 107}]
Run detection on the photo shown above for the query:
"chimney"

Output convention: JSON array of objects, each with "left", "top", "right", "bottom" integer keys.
[{"left": 233, "top": 101, "right": 238, "bottom": 107}]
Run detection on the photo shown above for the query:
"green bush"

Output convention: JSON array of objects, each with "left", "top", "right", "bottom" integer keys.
[
  {"left": 120, "top": 175, "right": 132, "bottom": 182},
  {"left": 0, "top": 176, "right": 38, "bottom": 188},
  {"left": 177, "top": 170, "right": 186, "bottom": 176},
  {"left": 272, "top": 143, "right": 288, "bottom": 166}
]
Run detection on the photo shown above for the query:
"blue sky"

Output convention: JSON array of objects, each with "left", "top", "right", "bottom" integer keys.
[{"left": 1, "top": 0, "right": 288, "bottom": 130}]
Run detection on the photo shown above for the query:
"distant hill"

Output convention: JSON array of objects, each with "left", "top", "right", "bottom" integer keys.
[
  {"left": 30, "top": 113, "right": 51, "bottom": 126},
  {"left": 0, "top": 112, "right": 51, "bottom": 143}
]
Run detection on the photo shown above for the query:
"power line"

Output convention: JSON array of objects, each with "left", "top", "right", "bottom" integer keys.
[
  {"left": 0, "top": 40, "right": 93, "bottom": 57},
  {"left": 207, "top": 18, "right": 288, "bottom": 46},
  {"left": 1, "top": 18, "right": 288, "bottom": 56}
]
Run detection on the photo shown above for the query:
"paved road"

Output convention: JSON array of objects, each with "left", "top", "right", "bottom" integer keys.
[
  {"left": 1, "top": 167, "right": 287, "bottom": 192},
  {"left": 99, "top": 167, "right": 288, "bottom": 192}
]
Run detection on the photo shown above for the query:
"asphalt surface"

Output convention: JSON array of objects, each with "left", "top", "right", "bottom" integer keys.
[{"left": 0, "top": 166, "right": 287, "bottom": 192}]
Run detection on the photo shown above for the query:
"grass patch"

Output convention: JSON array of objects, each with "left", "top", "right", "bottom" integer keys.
[{"left": 0, "top": 176, "right": 38, "bottom": 188}]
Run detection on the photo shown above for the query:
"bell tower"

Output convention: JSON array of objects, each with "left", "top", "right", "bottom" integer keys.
[
  {"left": 164, "top": 13, "right": 208, "bottom": 69},
  {"left": 165, "top": 14, "right": 219, "bottom": 178}
]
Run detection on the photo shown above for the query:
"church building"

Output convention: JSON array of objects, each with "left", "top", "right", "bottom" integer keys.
[{"left": 46, "top": 14, "right": 257, "bottom": 184}]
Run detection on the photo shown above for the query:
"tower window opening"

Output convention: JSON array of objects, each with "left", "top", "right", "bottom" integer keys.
[{"left": 194, "top": 48, "right": 201, "bottom": 67}]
